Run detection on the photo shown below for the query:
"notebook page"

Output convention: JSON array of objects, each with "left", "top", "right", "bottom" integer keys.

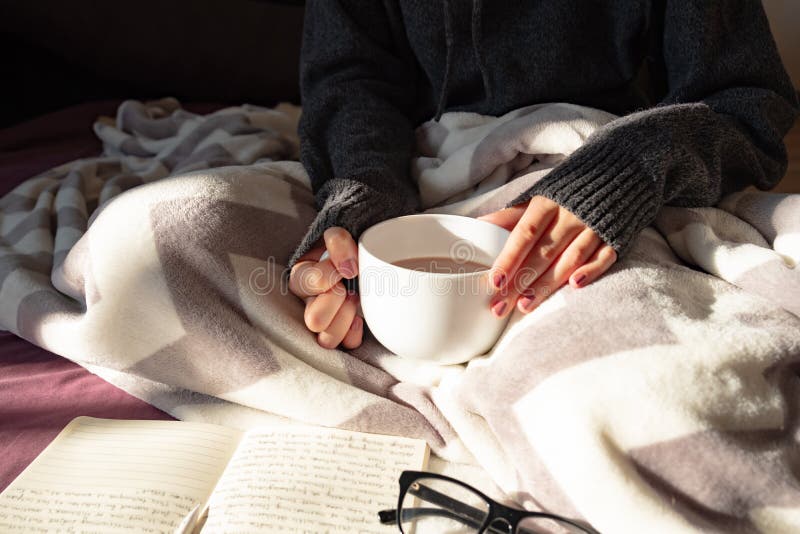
[
  {"left": 203, "top": 426, "right": 429, "bottom": 533},
  {"left": 0, "top": 417, "right": 242, "bottom": 533}
]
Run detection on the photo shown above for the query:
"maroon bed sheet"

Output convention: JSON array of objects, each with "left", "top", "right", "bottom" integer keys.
[{"left": 0, "top": 101, "right": 207, "bottom": 492}]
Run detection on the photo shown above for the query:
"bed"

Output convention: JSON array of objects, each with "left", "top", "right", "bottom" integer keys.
[
  {"left": 2, "top": 3, "right": 800, "bottom": 531},
  {"left": 0, "top": 102, "right": 173, "bottom": 492}
]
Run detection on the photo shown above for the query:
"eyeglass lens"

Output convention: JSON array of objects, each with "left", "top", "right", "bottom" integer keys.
[{"left": 400, "top": 476, "right": 490, "bottom": 533}]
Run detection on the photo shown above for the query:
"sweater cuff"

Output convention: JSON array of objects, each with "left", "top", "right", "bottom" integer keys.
[
  {"left": 287, "top": 177, "right": 418, "bottom": 271},
  {"left": 505, "top": 135, "right": 665, "bottom": 258}
]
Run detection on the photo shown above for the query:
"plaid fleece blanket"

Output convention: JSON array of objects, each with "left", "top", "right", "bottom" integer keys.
[{"left": 1, "top": 98, "right": 798, "bottom": 533}]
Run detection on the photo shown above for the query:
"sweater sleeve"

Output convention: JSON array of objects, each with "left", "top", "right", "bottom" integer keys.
[
  {"left": 287, "top": 0, "right": 421, "bottom": 270},
  {"left": 505, "top": 0, "right": 800, "bottom": 258}
]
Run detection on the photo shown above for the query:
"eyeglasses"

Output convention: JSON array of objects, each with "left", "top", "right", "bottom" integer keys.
[{"left": 378, "top": 471, "right": 600, "bottom": 534}]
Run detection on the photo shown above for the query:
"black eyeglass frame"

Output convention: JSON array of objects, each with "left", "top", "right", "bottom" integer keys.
[{"left": 378, "top": 470, "right": 599, "bottom": 534}]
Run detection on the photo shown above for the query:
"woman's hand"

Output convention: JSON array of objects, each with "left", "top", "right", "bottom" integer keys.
[
  {"left": 289, "top": 227, "right": 363, "bottom": 349},
  {"left": 478, "top": 196, "right": 617, "bottom": 317}
]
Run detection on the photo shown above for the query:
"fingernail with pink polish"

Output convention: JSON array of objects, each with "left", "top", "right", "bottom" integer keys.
[
  {"left": 340, "top": 259, "right": 357, "bottom": 279},
  {"left": 492, "top": 272, "right": 506, "bottom": 289},
  {"left": 521, "top": 287, "right": 535, "bottom": 297},
  {"left": 519, "top": 296, "right": 535, "bottom": 311},
  {"left": 573, "top": 274, "right": 586, "bottom": 287},
  {"left": 492, "top": 300, "right": 507, "bottom": 317}
]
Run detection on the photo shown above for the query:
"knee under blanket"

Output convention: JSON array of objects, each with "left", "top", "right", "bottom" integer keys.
[{"left": 1, "top": 98, "right": 799, "bottom": 533}]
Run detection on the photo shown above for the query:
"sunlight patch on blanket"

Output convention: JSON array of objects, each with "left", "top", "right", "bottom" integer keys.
[
  {"left": 750, "top": 505, "right": 800, "bottom": 533},
  {"left": 774, "top": 232, "right": 800, "bottom": 266},
  {"left": 220, "top": 344, "right": 384, "bottom": 427},
  {"left": 87, "top": 187, "right": 186, "bottom": 363}
]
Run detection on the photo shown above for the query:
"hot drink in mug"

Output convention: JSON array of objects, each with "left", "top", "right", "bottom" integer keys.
[{"left": 357, "top": 214, "right": 511, "bottom": 364}]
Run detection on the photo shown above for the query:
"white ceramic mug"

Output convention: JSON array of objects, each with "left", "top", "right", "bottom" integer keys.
[{"left": 357, "top": 214, "right": 511, "bottom": 365}]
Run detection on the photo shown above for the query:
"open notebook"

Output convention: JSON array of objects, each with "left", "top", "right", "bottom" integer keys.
[{"left": 0, "top": 417, "right": 429, "bottom": 533}]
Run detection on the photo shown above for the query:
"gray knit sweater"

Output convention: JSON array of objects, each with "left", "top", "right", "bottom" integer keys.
[{"left": 288, "top": 0, "right": 799, "bottom": 269}]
